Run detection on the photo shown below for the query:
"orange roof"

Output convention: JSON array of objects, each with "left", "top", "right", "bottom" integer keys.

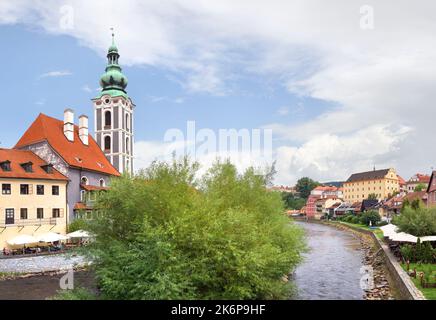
[
  {"left": 313, "top": 186, "right": 338, "bottom": 192},
  {"left": 73, "top": 202, "right": 93, "bottom": 210},
  {"left": 14, "top": 113, "right": 120, "bottom": 177},
  {"left": 81, "top": 184, "right": 109, "bottom": 191},
  {"left": 397, "top": 175, "right": 406, "bottom": 186},
  {"left": 0, "top": 148, "right": 68, "bottom": 181}
]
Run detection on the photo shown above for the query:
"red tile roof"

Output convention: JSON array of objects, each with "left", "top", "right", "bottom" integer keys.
[
  {"left": 313, "top": 186, "right": 338, "bottom": 192},
  {"left": 73, "top": 202, "right": 93, "bottom": 210},
  {"left": 81, "top": 184, "right": 109, "bottom": 191},
  {"left": 408, "top": 173, "right": 431, "bottom": 183},
  {"left": 397, "top": 175, "right": 406, "bottom": 186},
  {"left": 14, "top": 113, "right": 120, "bottom": 177},
  {"left": 0, "top": 148, "right": 68, "bottom": 181}
]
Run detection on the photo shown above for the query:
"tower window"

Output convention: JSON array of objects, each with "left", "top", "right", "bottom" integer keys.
[
  {"left": 81, "top": 176, "right": 89, "bottom": 186},
  {"left": 104, "top": 111, "right": 111, "bottom": 128},
  {"left": 126, "top": 113, "right": 129, "bottom": 131},
  {"left": 104, "top": 136, "right": 111, "bottom": 153},
  {"left": 126, "top": 137, "right": 129, "bottom": 153}
]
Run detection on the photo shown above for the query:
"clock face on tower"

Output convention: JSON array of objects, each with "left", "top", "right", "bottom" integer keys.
[{"left": 93, "top": 36, "right": 134, "bottom": 175}]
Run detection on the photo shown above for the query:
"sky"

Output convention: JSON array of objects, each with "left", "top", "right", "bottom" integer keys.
[{"left": 1, "top": 0, "right": 436, "bottom": 185}]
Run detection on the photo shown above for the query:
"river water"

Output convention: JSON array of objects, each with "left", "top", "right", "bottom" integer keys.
[{"left": 293, "top": 221, "right": 365, "bottom": 300}]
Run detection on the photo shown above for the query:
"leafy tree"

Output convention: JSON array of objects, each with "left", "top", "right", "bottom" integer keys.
[
  {"left": 83, "top": 158, "right": 306, "bottom": 300},
  {"left": 281, "top": 192, "right": 306, "bottom": 210},
  {"left": 414, "top": 183, "right": 427, "bottom": 192},
  {"left": 395, "top": 206, "right": 436, "bottom": 237},
  {"left": 67, "top": 218, "right": 88, "bottom": 233},
  {"left": 367, "top": 193, "right": 378, "bottom": 200},
  {"left": 295, "top": 177, "right": 320, "bottom": 199},
  {"left": 359, "top": 210, "right": 381, "bottom": 226}
]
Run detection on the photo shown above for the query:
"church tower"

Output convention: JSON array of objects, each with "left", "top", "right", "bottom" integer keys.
[{"left": 93, "top": 32, "right": 134, "bottom": 174}]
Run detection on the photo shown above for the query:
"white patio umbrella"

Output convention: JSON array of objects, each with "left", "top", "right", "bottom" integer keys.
[
  {"left": 379, "top": 224, "right": 398, "bottom": 237},
  {"left": 36, "top": 232, "right": 70, "bottom": 243},
  {"left": 389, "top": 232, "right": 418, "bottom": 243},
  {"left": 7, "top": 234, "right": 39, "bottom": 246},
  {"left": 420, "top": 236, "right": 436, "bottom": 242},
  {"left": 66, "top": 230, "right": 91, "bottom": 238}
]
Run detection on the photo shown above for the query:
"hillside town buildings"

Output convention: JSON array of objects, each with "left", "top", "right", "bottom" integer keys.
[{"left": 343, "top": 168, "right": 400, "bottom": 202}]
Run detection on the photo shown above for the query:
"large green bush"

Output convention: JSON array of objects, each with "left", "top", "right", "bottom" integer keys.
[
  {"left": 84, "top": 158, "right": 306, "bottom": 300},
  {"left": 395, "top": 206, "right": 436, "bottom": 237},
  {"left": 359, "top": 210, "right": 381, "bottom": 226}
]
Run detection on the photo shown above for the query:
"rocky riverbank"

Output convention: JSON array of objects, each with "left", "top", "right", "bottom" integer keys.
[{"left": 328, "top": 223, "right": 395, "bottom": 300}]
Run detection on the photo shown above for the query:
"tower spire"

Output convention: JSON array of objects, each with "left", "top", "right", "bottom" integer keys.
[{"left": 110, "top": 27, "right": 115, "bottom": 46}]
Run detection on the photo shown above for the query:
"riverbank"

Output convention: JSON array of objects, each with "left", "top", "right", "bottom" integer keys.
[
  {"left": 0, "top": 268, "right": 96, "bottom": 300},
  {"left": 325, "top": 222, "right": 395, "bottom": 300},
  {"left": 292, "top": 218, "right": 427, "bottom": 300}
]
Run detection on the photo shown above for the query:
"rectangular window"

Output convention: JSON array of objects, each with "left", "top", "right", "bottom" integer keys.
[
  {"left": 2, "top": 184, "right": 11, "bottom": 195},
  {"left": 20, "top": 184, "right": 30, "bottom": 195},
  {"left": 5, "top": 208, "right": 14, "bottom": 224},
  {"left": 37, "top": 208, "right": 44, "bottom": 219},
  {"left": 20, "top": 208, "right": 28, "bottom": 220},
  {"left": 52, "top": 185, "right": 59, "bottom": 196},
  {"left": 52, "top": 208, "right": 61, "bottom": 218},
  {"left": 36, "top": 185, "right": 44, "bottom": 195}
]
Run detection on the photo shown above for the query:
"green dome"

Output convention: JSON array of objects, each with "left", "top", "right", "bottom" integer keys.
[
  {"left": 108, "top": 44, "right": 118, "bottom": 53},
  {"left": 100, "top": 67, "right": 128, "bottom": 91},
  {"left": 96, "top": 33, "right": 129, "bottom": 98}
]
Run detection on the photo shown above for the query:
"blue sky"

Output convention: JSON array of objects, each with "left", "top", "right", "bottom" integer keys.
[
  {"left": 0, "top": 24, "right": 326, "bottom": 146},
  {"left": 1, "top": 1, "right": 436, "bottom": 184}
]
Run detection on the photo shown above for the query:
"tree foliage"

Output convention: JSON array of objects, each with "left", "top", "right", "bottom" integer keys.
[
  {"left": 394, "top": 206, "right": 436, "bottom": 237},
  {"left": 359, "top": 210, "right": 381, "bottom": 226},
  {"left": 85, "top": 158, "right": 306, "bottom": 300},
  {"left": 281, "top": 192, "right": 306, "bottom": 210},
  {"left": 367, "top": 193, "right": 378, "bottom": 200},
  {"left": 295, "top": 177, "right": 320, "bottom": 199},
  {"left": 414, "top": 183, "right": 427, "bottom": 192}
]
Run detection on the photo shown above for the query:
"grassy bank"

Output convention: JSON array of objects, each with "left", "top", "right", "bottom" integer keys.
[
  {"left": 332, "top": 221, "right": 384, "bottom": 239},
  {"left": 400, "top": 263, "right": 436, "bottom": 300}
]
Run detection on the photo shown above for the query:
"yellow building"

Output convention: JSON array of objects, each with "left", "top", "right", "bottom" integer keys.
[
  {"left": 0, "top": 149, "right": 69, "bottom": 250},
  {"left": 343, "top": 168, "right": 400, "bottom": 202}
]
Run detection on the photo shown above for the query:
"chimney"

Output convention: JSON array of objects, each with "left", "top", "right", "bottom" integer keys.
[
  {"left": 63, "top": 109, "right": 74, "bottom": 142},
  {"left": 79, "top": 115, "right": 89, "bottom": 146}
]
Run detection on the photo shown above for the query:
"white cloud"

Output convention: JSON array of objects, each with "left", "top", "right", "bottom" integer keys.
[
  {"left": 38, "top": 70, "right": 72, "bottom": 79},
  {"left": 277, "top": 107, "right": 289, "bottom": 116},
  {"left": 81, "top": 85, "right": 92, "bottom": 93},
  {"left": 3, "top": 0, "right": 436, "bottom": 183}
]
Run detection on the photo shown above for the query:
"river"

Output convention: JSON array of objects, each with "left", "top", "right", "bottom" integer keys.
[{"left": 293, "top": 221, "right": 365, "bottom": 300}]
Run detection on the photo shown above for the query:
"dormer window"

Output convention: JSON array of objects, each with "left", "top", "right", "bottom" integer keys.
[
  {"left": 20, "top": 162, "right": 33, "bottom": 173},
  {"left": 41, "top": 164, "right": 53, "bottom": 174},
  {"left": 0, "top": 160, "right": 11, "bottom": 172}
]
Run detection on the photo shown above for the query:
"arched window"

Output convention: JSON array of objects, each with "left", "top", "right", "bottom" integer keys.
[
  {"left": 126, "top": 113, "right": 129, "bottom": 131},
  {"left": 104, "top": 136, "right": 111, "bottom": 152},
  {"left": 104, "top": 111, "right": 111, "bottom": 128},
  {"left": 80, "top": 190, "right": 86, "bottom": 202},
  {"left": 126, "top": 137, "right": 129, "bottom": 153},
  {"left": 99, "top": 179, "right": 105, "bottom": 187},
  {"left": 81, "top": 176, "right": 88, "bottom": 185}
]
